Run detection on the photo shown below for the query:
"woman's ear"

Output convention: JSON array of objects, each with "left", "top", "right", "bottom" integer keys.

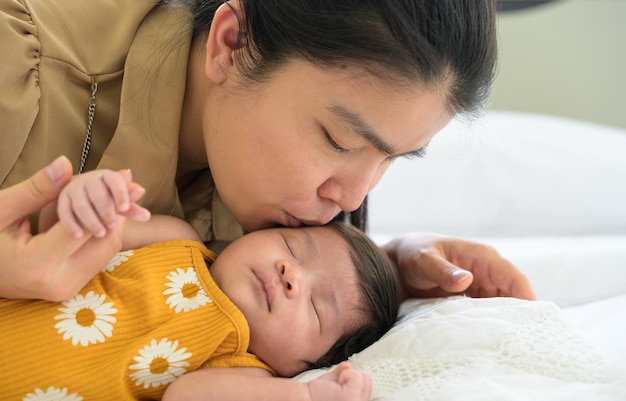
[{"left": 204, "top": 0, "right": 242, "bottom": 85}]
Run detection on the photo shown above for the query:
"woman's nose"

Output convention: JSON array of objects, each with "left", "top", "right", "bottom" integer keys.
[{"left": 318, "top": 163, "right": 386, "bottom": 212}]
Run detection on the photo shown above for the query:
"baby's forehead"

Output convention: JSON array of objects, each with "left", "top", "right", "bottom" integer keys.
[{"left": 302, "top": 225, "right": 355, "bottom": 248}]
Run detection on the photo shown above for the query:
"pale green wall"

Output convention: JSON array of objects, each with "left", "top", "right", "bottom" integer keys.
[{"left": 488, "top": 0, "right": 626, "bottom": 129}]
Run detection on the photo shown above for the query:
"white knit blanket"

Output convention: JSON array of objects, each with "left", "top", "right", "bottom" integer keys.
[{"left": 295, "top": 297, "right": 624, "bottom": 400}]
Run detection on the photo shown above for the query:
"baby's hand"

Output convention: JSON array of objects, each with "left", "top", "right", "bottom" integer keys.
[
  {"left": 306, "top": 362, "right": 372, "bottom": 401},
  {"left": 57, "top": 169, "right": 151, "bottom": 238}
]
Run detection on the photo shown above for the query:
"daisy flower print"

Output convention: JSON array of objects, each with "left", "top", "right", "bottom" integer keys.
[
  {"left": 129, "top": 338, "right": 191, "bottom": 388},
  {"left": 23, "top": 386, "right": 83, "bottom": 401},
  {"left": 164, "top": 267, "right": 212, "bottom": 313},
  {"left": 103, "top": 250, "right": 134, "bottom": 272},
  {"left": 54, "top": 291, "right": 117, "bottom": 346}
]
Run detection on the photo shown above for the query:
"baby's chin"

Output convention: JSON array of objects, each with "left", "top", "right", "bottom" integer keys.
[{"left": 248, "top": 343, "right": 309, "bottom": 377}]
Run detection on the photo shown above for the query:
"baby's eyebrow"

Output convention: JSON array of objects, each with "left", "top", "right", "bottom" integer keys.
[
  {"left": 328, "top": 289, "right": 338, "bottom": 334},
  {"left": 317, "top": 279, "right": 339, "bottom": 340},
  {"left": 302, "top": 228, "right": 315, "bottom": 250}
]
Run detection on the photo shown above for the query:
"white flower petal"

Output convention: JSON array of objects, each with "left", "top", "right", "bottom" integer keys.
[
  {"left": 129, "top": 338, "right": 192, "bottom": 389},
  {"left": 103, "top": 250, "right": 134, "bottom": 272},
  {"left": 54, "top": 291, "right": 117, "bottom": 347},
  {"left": 163, "top": 267, "right": 212, "bottom": 313},
  {"left": 23, "top": 386, "right": 83, "bottom": 401}
]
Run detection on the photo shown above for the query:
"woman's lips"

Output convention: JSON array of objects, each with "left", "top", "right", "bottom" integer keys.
[
  {"left": 285, "top": 213, "right": 304, "bottom": 228},
  {"left": 285, "top": 212, "right": 326, "bottom": 228}
]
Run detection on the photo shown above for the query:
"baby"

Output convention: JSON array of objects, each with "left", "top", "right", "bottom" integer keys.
[{"left": 0, "top": 169, "right": 400, "bottom": 401}]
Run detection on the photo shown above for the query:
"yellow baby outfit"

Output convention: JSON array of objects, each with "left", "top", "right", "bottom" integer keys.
[{"left": 0, "top": 240, "right": 272, "bottom": 401}]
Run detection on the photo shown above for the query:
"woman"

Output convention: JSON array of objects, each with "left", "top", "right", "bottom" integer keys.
[{"left": 0, "top": 0, "right": 535, "bottom": 301}]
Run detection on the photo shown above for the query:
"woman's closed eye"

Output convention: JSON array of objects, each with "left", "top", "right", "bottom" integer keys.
[{"left": 322, "top": 127, "right": 349, "bottom": 154}]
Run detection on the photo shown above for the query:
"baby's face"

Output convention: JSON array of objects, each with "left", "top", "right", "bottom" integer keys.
[{"left": 210, "top": 226, "right": 366, "bottom": 377}]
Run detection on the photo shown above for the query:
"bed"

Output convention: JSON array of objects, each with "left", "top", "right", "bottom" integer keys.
[{"left": 295, "top": 111, "right": 626, "bottom": 400}]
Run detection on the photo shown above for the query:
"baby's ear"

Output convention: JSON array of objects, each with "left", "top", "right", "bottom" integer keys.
[{"left": 204, "top": 1, "right": 242, "bottom": 85}]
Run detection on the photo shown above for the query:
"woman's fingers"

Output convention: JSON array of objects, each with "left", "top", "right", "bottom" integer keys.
[
  {"left": 25, "top": 220, "right": 124, "bottom": 301},
  {"left": 0, "top": 156, "right": 72, "bottom": 227}
]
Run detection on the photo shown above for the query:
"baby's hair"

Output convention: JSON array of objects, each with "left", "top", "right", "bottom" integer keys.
[{"left": 308, "top": 223, "right": 400, "bottom": 369}]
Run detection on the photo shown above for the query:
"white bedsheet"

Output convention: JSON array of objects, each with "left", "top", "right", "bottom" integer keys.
[{"left": 563, "top": 294, "right": 626, "bottom": 385}]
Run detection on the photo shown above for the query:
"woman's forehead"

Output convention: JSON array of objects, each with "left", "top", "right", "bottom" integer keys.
[{"left": 261, "top": 60, "right": 451, "bottom": 148}]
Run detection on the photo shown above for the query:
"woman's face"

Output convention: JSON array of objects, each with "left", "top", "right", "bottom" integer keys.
[{"left": 203, "top": 60, "right": 451, "bottom": 232}]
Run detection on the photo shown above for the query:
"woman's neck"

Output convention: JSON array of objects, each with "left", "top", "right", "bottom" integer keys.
[{"left": 178, "top": 38, "right": 211, "bottom": 176}]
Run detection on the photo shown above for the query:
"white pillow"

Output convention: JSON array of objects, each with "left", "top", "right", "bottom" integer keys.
[
  {"left": 295, "top": 297, "right": 622, "bottom": 401},
  {"left": 368, "top": 111, "right": 626, "bottom": 237}
]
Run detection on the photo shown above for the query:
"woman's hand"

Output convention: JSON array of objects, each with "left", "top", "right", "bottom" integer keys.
[
  {"left": 383, "top": 233, "right": 536, "bottom": 300},
  {"left": 0, "top": 156, "right": 126, "bottom": 301}
]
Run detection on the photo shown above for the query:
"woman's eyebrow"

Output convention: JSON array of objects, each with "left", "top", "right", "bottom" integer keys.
[{"left": 327, "top": 104, "right": 427, "bottom": 158}]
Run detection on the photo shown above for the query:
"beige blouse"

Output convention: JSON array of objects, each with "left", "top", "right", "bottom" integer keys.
[{"left": 0, "top": 0, "right": 243, "bottom": 242}]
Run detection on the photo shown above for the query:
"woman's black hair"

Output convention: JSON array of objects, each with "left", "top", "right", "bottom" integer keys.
[{"left": 180, "top": 0, "right": 497, "bottom": 231}]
